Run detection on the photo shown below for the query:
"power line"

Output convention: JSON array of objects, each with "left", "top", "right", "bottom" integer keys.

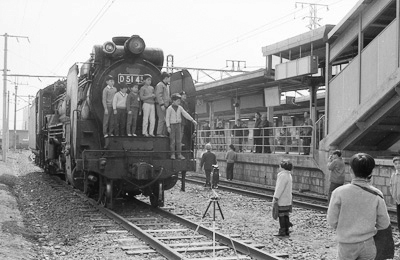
[{"left": 52, "top": 0, "right": 117, "bottom": 73}]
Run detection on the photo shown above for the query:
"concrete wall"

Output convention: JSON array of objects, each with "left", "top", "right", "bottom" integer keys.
[
  {"left": 196, "top": 151, "right": 397, "bottom": 205},
  {"left": 196, "top": 151, "right": 326, "bottom": 194}
]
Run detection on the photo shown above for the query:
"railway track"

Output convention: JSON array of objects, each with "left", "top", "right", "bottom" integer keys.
[
  {"left": 44, "top": 175, "right": 286, "bottom": 260},
  {"left": 184, "top": 173, "right": 399, "bottom": 226}
]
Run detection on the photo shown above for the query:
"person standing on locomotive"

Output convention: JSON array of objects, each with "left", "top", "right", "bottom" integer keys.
[
  {"left": 180, "top": 91, "right": 191, "bottom": 147},
  {"left": 126, "top": 84, "right": 140, "bottom": 137},
  {"left": 112, "top": 85, "right": 128, "bottom": 136},
  {"left": 140, "top": 74, "right": 156, "bottom": 137},
  {"left": 155, "top": 72, "right": 171, "bottom": 137},
  {"left": 102, "top": 75, "right": 117, "bottom": 138},
  {"left": 166, "top": 93, "right": 197, "bottom": 160}
]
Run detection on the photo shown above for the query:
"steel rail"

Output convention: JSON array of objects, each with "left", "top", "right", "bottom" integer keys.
[
  {"left": 185, "top": 177, "right": 328, "bottom": 212},
  {"left": 134, "top": 199, "right": 284, "bottom": 260},
  {"left": 183, "top": 176, "right": 399, "bottom": 225}
]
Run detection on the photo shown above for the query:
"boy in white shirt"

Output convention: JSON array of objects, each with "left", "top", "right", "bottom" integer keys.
[{"left": 166, "top": 93, "right": 197, "bottom": 160}]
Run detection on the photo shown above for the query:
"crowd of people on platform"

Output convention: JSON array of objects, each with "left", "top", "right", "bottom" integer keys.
[
  {"left": 199, "top": 111, "right": 313, "bottom": 155},
  {"left": 101, "top": 72, "right": 197, "bottom": 160}
]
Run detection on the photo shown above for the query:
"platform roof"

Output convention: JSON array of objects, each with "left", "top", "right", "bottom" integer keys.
[
  {"left": 195, "top": 26, "right": 333, "bottom": 102},
  {"left": 261, "top": 24, "right": 335, "bottom": 61}
]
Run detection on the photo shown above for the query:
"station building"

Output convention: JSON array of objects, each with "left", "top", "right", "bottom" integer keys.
[{"left": 192, "top": 0, "right": 400, "bottom": 203}]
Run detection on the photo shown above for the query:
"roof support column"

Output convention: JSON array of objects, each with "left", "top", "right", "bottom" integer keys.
[
  {"left": 358, "top": 14, "right": 363, "bottom": 105},
  {"left": 208, "top": 102, "right": 214, "bottom": 129},
  {"left": 397, "top": 0, "right": 400, "bottom": 67},
  {"left": 266, "top": 55, "right": 273, "bottom": 77},
  {"left": 324, "top": 42, "right": 332, "bottom": 138}
]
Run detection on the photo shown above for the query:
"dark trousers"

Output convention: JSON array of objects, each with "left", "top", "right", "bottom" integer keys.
[
  {"left": 126, "top": 108, "right": 139, "bottom": 135},
  {"left": 226, "top": 163, "right": 234, "bottom": 180},
  {"left": 169, "top": 123, "right": 182, "bottom": 156},
  {"left": 102, "top": 106, "right": 114, "bottom": 135},
  {"left": 114, "top": 108, "right": 127, "bottom": 136},
  {"left": 255, "top": 136, "right": 263, "bottom": 153},
  {"left": 205, "top": 170, "right": 211, "bottom": 185},
  {"left": 263, "top": 137, "right": 271, "bottom": 153},
  {"left": 303, "top": 137, "right": 311, "bottom": 154},
  {"left": 397, "top": 204, "right": 400, "bottom": 231},
  {"left": 328, "top": 182, "right": 343, "bottom": 202}
]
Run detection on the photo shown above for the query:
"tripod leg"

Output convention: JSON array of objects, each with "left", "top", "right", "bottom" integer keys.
[
  {"left": 216, "top": 201, "right": 225, "bottom": 220},
  {"left": 202, "top": 200, "right": 213, "bottom": 219}
]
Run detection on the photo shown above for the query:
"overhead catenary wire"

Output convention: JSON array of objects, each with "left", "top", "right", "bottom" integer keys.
[
  {"left": 179, "top": 0, "right": 347, "bottom": 67},
  {"left": 52, "top": 0, "right": 117, "bottom": 73}
]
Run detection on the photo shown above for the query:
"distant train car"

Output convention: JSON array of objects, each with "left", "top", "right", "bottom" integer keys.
[{"left": 29, "top": 35, "right": 197, "bottom": 208}]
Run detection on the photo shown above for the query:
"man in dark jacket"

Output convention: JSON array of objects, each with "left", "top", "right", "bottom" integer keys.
[{"left": 200, "top": 143, "right": 217, "bottom": 187}]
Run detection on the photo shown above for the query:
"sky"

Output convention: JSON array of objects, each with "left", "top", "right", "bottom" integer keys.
[{"left": 0, "top": 0, "right": 360, "bottom": 130}]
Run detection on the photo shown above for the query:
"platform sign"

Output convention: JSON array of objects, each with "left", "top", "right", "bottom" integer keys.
[{"left": 264, "top": 86, "right": 280, "bottom": 107}]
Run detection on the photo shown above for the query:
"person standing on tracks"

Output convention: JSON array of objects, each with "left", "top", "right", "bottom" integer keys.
[
  {"left": 112, "top": 85, "right": 128, "bottom": 136},
  {"left": 102, "top": 75, "right": 117, "bottom": 138},
  {"left": 327, "top": 150, "right": 346, "bottom": 202},
  {"left": 225, "top": 144, "right": 237, "bottom": 181},
  {"left": 126, "top": 84, "right": 141, "bottom": 136},
  {"left": 200, "top": 143, "right": 217, "bottom": 187},
  {"left": 327, "top": 153, "right": 390, "bottom": 260},
  {"left": 166, "top": 93, "right": 197, "bottom": 160},
  {"left": 273, "top": 159, "right": 293, "bottom": 237},
  {"left": 155, "top": 72, "right": 171, "bottom": 137},
  {"left": 389, "top": 156, "right": 400, "bottom": 232},
  {"left": 140, "top": 74, "right": 156, "bottom": 137}
]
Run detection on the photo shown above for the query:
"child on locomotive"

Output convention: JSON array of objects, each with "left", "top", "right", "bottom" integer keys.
[
  {"left": 112, "top": 85, "right": 128, "bottom": 136},
  {"left": 126, "top": 84, "right": 140, "bottom": 137},
  {"left": 140, "top": 74, "right": 156, "bottom": 137},
  {"left": 155, "top": 71, "right": 171, "bottom": 137},
  {"left": 102, "top": 75, "right": 117, "bottom": 138},
  {"left": 166, "top": 93, "right": 197, "bottom": 160}
]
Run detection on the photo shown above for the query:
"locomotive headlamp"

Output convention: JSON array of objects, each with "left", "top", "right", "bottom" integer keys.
[
  {"left": 98, "top": 157, "right": 107, "bottom": 170},
  {"left": 124, "top": 35, "right": 146, "bottom": 55},
  {"left": 102, "top": 41, "right": 116, "bottom": 54}
]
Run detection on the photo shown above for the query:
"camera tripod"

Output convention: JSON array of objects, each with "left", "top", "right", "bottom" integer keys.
[{"left": 202, "top": 189, "right": 224, "bottom": 259}]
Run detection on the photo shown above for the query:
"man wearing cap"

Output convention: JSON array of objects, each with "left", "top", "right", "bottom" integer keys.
[
  {"left": 102, "top": 75, "right": 117, "bottom": 137},
  {"left": 166, "top": 93, "right": 197, "bottom": 160},
  {"left": 155, "top": 72, "right": 171, "bottom": 137}
]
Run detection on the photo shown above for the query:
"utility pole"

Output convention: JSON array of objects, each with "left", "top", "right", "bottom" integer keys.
[
  {"left": 14, "top": 85, "right": 17, "bottom": 150},
  {"left": 295, "top": 2, "right": 329, "bottom": 30},
  {"left": 1, "top": 33, "right": 29, "bottom": 161}
]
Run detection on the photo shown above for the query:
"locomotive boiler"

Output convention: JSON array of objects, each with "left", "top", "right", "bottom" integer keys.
[{"left": 29, "top": 35, "right": 197, "bottom": 208}]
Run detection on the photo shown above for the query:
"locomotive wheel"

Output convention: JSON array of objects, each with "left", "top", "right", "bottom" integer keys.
[{"left": 98, "top": 177, "right": 114, "bottom": 209}]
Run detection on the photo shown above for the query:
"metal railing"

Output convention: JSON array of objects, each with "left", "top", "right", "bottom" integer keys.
[{"left": 196, "top": 125, "right": 313, "bottom": 155}]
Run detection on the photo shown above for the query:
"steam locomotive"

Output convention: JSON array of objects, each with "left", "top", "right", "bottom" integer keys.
[{"left": 28, "top": 35, "right": 197, "bottom": 208}]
